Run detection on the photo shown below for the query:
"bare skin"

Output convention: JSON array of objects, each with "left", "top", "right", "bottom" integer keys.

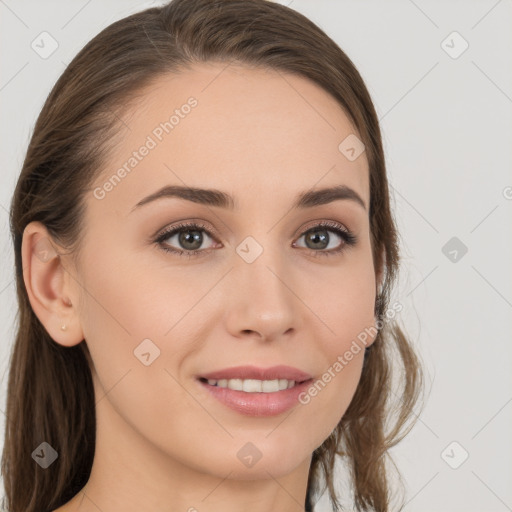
[{"left": 23, "top": 62, "right": 381, "bottom": 512}]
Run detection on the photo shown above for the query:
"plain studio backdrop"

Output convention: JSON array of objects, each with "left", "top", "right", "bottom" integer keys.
[{"left": 1, "top": 1, "right": 511, "bottom": 511}]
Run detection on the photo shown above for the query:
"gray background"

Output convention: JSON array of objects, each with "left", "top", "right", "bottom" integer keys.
[{"left": 1, "top": 1, "right": 511, "bottom": 510}]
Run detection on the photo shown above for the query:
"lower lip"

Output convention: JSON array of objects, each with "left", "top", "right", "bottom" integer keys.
[{"left": 197, "top": 378, "right": 314, "bottom": 417}]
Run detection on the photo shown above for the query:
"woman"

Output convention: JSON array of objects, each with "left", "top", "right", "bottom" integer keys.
[{"left": 2, "top": 0, "right": 422, "bottom": 510}]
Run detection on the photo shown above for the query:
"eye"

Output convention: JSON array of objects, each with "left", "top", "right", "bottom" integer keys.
[
  {"left": 154, "top": 221, "right": 219, "bottom": 258},
  {"left": 293, "top": 221, "right": 357, "bottom": 257},
  {"left": 154, "top": 220, "right": 357, "bottom": 259}
]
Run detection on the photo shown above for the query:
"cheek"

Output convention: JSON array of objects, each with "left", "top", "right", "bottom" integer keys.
[
  {"left": 75, "top": 240, "right": 212, "bottom": 396},
  {"left": 75, "top": 246, "right": 162, "bottom": 395},
  {"left": 77, "top": 242, "right": 185, "bottom": 344},
  {"left": 75, "top": 252, "right": 203, "bottom": 450},
  {"left": 297, "top": 314, "right": 373, "bottom": 451},
  {"left": 314, "top": 251, "right": 377, "bottom": 348},
  {"left": 298, "top": 253, "right": 376, "bottom": 436}
]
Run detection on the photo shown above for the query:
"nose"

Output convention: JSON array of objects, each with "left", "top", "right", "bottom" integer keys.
[{"left": 223, "top": 246, "right": 301, "bottom": 342}]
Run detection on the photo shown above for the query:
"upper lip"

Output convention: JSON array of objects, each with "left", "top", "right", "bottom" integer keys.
[{"left": 198, "top": 365, "right": 313, "bottom": 382}]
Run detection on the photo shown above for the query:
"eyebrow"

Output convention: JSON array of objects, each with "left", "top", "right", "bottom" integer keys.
[{"left": 130, "top": 184, "right": 366, "bottom": 213}]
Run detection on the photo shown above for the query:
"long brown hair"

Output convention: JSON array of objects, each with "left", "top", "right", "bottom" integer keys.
[{"left": 3, "top": 1, "right": 422, "bottom": 510}]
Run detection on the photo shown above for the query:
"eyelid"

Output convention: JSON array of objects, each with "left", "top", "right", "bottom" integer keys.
[
  {"left": 297, "top": 219, "right": 351, "bottom": 237},
  {"left": 154, "top": 218, "right": 351, "bottom": 239},
  {"left": 152, "top": 218, "right": 219, "bottom": 242}
]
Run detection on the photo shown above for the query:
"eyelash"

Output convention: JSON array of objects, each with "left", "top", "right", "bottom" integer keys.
[{"left": 154, "top": 220, "right": 357, "bottom": 259}]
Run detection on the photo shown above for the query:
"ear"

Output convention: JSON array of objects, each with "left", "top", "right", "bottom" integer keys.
[
  {"left": 375, "top": 248, "right": 386, "bottom": 295},
  {"left": 21, "top": 221, "right": 84, "bottom": 347},
  {"left": 364, "top": 249, "right": 387, "bottom": 350}
]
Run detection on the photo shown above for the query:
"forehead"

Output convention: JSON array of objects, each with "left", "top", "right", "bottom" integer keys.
[{"left": 93, "top": 62, "right": 369, "bottom": 213}]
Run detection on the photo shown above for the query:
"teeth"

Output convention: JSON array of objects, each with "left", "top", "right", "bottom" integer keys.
[{"left": 205, "top": 378, "right": 296, "bottom": 393}]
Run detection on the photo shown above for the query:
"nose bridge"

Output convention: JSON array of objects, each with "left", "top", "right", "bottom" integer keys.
[
  {"left": 226, "top": 234, "right": 299, "bottom": 338},
  {"left": 238, "top": 236, "right": 290, "bottom": 300}
]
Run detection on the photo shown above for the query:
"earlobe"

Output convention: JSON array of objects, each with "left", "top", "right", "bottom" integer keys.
[{"left": 21, "top": 221, "right": 84, "bottom": 347}]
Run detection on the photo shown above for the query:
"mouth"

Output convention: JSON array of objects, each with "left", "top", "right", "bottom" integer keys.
[
  {"left": 196, "top": 375, "right": 315, "bottom": 416},
  {"left": 197, "top": 376, "right": 312, "bottom": 393}
]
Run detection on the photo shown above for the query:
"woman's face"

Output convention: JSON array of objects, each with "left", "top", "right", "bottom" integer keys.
[{"left": 64, "top": 63, "right": 378, "bottom": 482}]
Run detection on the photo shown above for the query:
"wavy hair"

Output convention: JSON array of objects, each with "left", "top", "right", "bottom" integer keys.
[{"left": 3, "top": 0, "right": 422, "bottom": 510}]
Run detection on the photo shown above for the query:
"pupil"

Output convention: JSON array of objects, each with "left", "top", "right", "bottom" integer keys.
[
  {"left": 179, "top": 230, "right": 202, "bottom": 250},
  {"left": 306, "top": 230, "right": 328, "bottom": 250}
]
